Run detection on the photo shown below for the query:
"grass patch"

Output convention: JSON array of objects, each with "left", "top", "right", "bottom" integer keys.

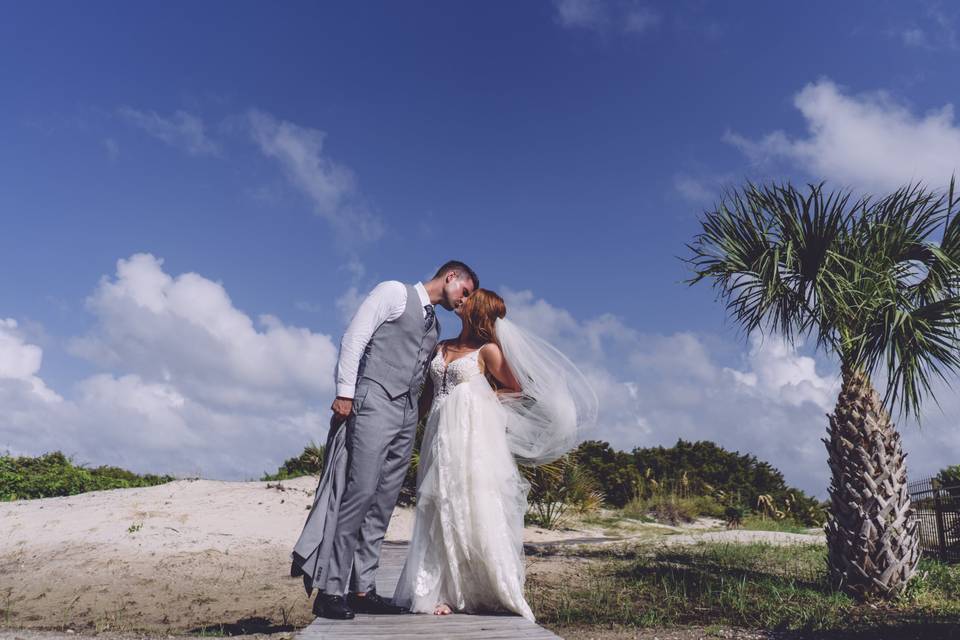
[
  {"left": 738, "top": 515, "right": 815, "bottom": 534},
  {"left": 1, "top": 451, "right": 174, "bottom": 501},
  {"left": 621, "top": 493, "right": 727, "bottom": 524},
  {"left": 189, "top": 616, "right": 296, "bottom": 636},
  {"left": 579, "top": 512, "right": 656, "bottom": 529},
  {"left": 527, "top": 542, "right": 960, "bottom": 633}
]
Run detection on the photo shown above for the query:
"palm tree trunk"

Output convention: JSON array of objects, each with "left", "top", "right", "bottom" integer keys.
[{"left": 823, "top": 367, "right": 920, "bottom": 600}]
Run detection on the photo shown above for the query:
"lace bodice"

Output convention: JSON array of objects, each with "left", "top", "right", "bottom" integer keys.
[{"left": 429, "top": 347, "right": 483, "bottom": 402}]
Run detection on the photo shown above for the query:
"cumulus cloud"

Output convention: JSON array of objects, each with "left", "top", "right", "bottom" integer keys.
[
  {"left": 3, "top": 264, "right": 954, "bottom": 493},
  {"left": 0, "top": 319, "right": 61, "bottom": 403},
  {"left": 1, "top": 255, "right": 337, "bottom": 479},
  {"left": 118, "top": 107, "right": 220, "bottom": 156},
  {"left": 248, "top": 110, "right": 383, "bottom": 242},
  {"left": 725, "top": 333, "right": 837, "bottom": 411},
  {"left": 725, "top": 79, "right": 960, "bottom": 193},
  {"left": 501, "top": 288, "right": 956, "bottom": 497},
  {"left": 70, "top": 253, "right": 338, "bottom": 411}
]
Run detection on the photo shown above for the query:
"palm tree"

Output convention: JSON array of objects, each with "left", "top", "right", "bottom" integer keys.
[{"left": 686, "top": 180, "right": 960, "bottom": 600}]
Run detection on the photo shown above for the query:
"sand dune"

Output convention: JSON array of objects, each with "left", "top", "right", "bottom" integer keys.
[{"left": 0, "top": 477, "right": 606, "bottom": 633}]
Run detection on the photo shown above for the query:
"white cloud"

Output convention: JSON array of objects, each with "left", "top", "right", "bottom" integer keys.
[
  {"left": 500, "top": 288, "right": 956, "bottom": 497},
  {"left": 724, "top": 333, "right": 838, "bottom": 411},
  {"left": 0, "top": 254, "right": 338, "bottom": 478},
  {"left": 725, "top": 79, "right": 960, "bottom": 193},
  {"left": 69, "top": 253, "right": 337, "bottom": 411},
  {"left": 3, "top": 265, "right": 953, "bottom": 494},
  {"left": 501, "top": 289, "right": 580, "bottom": 346},
  {"left": 0, "top": 319, "right": 61, "bottom": 403},
  {"left": 118, "top": 107, "right": 220, "bottom": 156},
  {"left": 248, "top": 110, "right": 383, "bottom": 242}
]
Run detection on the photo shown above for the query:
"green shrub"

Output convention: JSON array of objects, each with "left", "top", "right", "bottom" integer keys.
[
  {"left": 938, "top": 465, "right": 960, "bottom": 486},
  {"left": 524, "top": 454, "right": 605, "bottom": 529},
  {"left": 681, "top": 494, "right": 727, "bottom": 519},
  {"left": 937, "top": 465, "right": 960, "bottom": 499},
  {"left": 622, "top": 493, "right": 726, "bottom": 525},
  {"left": 724, "top": 504, "right": 747, "bottom": 528},
  {"left": 570, "top": 439, "right": 824, "bottom": 526},
  {"left": 574, "top": 441, "right": 641, "bottom": 507},
  {"left": 650, "top": 498, "right": 695, "bottom": 525},
  {"left": 0, "top": 451, "right": 174, "bottom": 501},
  {"left": 398, "top": 420, "right": 426, "bottom": 506},
  {"left": 261, "top": 442, "right": 326, "bottom": 481},
  {"left": 619, "top": 495, "right": 646, "bottom": 520}
]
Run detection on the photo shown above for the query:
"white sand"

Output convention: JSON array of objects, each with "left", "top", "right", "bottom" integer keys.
[
  {"left": 0, "top": 477, "right": 606, "bottom": 633},
  {"left": 0, "top": 478, "right": 822, "bottom": 633},
  {"left": 0, "top": 476, "right": 606, "bottom": 555}
]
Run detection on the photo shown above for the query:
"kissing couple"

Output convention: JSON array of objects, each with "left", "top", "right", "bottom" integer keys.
[{"left": 291, "top": 260, "right": 597, "bottom": 621}]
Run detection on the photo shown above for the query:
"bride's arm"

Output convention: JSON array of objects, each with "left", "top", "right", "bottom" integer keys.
[{"left": 479, "top": 343, "right": 521, "bottom": 393}]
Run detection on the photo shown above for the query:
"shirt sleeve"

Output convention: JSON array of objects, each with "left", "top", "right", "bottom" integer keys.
[{"left": 335, "top": 281, "right": 407, "bottom": 398}]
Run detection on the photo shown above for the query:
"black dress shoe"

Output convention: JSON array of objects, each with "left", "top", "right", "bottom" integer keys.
[
  {"left": 313, "top": 593, "right": 355, "bottom": 620},
  {"left": 346, "top": 589, "right": 408, "bottom": 615}
]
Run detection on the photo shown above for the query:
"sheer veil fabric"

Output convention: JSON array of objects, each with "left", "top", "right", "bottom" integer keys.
[
  {"left": 495, "top": 317, "right": 599, "bottom": 466},
  {"left": 393, "top": 321, "right": 598, "bottom": 619}
]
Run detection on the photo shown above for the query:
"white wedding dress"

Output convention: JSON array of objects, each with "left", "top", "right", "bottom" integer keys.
[{"left": 392, "top": 347, "right": 534, "bottom": 621}]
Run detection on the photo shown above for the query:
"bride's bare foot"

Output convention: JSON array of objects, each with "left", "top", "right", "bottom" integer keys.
[{"left": 433, "top": 603, "right": 453, "bottom": 615}]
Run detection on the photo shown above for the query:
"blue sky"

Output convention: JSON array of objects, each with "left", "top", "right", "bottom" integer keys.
[{"left": 2, "top": 1, "right": 959, "bottom": 495}]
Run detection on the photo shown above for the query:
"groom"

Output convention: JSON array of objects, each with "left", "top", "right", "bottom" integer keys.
[{"left": 291, "top": 260, "right": 479, "bottom": 620}]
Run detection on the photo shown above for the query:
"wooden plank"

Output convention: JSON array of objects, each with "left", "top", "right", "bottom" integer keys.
[{"left": 293, "top": 542, "right": 561, "bottom": 639}]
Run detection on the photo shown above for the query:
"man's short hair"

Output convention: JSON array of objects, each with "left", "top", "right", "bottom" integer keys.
[{"left": 434, "top": 260, "right": 479, "bottom": 290}]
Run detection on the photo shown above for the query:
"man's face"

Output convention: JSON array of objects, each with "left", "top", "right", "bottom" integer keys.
[{"left": 441, "top": 272, "right": 474, "bottom": 313}]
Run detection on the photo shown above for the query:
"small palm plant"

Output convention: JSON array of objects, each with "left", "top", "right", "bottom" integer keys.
[
  {"left": 686, "top": 180, "right": 960, "bottom": 600},
  {"left": 523, "top": 454, "right": 604, "bottom": 529}
]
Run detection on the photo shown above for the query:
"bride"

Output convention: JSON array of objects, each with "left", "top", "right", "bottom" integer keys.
[{"left": 393, "top": 289, "right": 597, "bottom": 620}]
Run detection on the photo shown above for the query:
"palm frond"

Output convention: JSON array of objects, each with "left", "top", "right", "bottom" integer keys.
[
  {"left": 879, "top": 296, "right": 960, "bottom": 417},
  {"left": 686, "top": 179, "right": 960, "bottom": 420},
  {"left": 685, "top": 182, "right": 855, "bottom": 353}
]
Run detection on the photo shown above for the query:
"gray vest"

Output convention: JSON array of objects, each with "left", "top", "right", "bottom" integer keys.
[{"left": 357, "top": 284, "right": 440, "bottom": 399}]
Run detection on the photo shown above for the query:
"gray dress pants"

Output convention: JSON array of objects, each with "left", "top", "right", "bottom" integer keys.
[{"left": 323, "top": 380, "right": 419, "bottom": 596}]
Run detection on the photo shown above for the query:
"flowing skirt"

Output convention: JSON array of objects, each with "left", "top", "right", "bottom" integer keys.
[{"left": 393, "top": 376, "right": 533, "bottom": 621}]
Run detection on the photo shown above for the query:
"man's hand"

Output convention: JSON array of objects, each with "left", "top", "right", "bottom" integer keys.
[{"left": 331, "top": 396, "right": 354, "bottom": 425}]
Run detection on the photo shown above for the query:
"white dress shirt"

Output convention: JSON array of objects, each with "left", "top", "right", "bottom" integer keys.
[{"left": 335, "top": 281, "right": 432, "bottom": 399}]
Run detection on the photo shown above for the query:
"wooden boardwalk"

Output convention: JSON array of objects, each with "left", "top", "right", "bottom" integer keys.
[{"left": 294, "top": 542, "right": 561, "bottom": 640}]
